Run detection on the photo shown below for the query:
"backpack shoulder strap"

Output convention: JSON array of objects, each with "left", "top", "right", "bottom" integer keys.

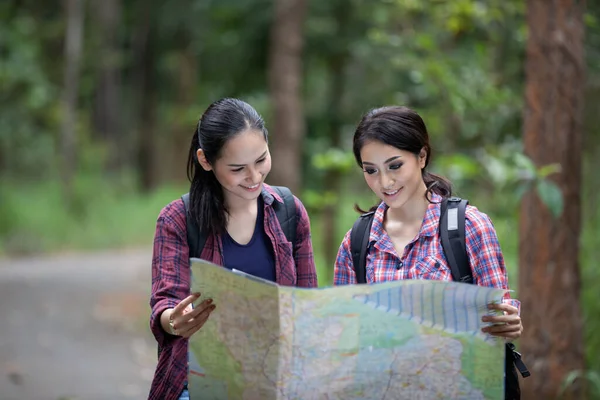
[
  {"left": 272, "top": 186, "right": 297, "bottom": 246},
  {"left": 350, "top": 212, "right": 375, "bottom": 284},
  {"left": 181, "top": 193, "right": 207, "bottom": 258},
  {"left": 439, "top": 197, "right": 473, "bottom": 283},
  {"left": 440, "top": 197, "right": 531, "bottom": 383}
]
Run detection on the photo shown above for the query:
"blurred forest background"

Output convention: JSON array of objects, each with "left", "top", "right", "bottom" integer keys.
[{"left": 0, "top": 0, "right": 598, "bottom": 398}]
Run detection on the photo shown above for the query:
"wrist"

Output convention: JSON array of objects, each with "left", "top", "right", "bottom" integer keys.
[{"left": 160, "top": 308, "right": 174, "bottom": 334}]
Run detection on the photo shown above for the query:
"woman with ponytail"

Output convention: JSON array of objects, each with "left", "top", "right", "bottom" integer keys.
[
  {"left": 333, "top": 106, "right": 522, "bottom": 339},
  {"left": 149, "top": 98, "right": 317, "bottom": 400}
]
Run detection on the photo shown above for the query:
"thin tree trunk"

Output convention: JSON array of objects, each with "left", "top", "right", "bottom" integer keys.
[
  {"left": 168, "top": 45, "right": 197, "bottom": 183},
  {"left": 267, "top": 0, "right": 307, "bottom": 195},
  {"left": 92, "top": 0, "right": 122, "bottom": 172},
  {"left": 133, "top": 0, "right": 157, "bottom": 193},
  {"left": 322, "top": 0, "right": 351, "bottom": 272},
  {"left": 519, "top": 0, "right": 586, "bottom": 398},
  {"left": 61, "top": 0, "right": 84, "bottom": 204},
  {"left": 321, "top": 56, "right": 346, "bottom": 271}
]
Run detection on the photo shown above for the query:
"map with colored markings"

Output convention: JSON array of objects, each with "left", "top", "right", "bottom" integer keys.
[{"left": 188, "top": 259, "right": 506, "bottom": 400}]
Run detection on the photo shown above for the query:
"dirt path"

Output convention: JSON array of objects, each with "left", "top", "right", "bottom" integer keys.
[{"left": 0, "top": 248, "right": 156, "bottom": 400}]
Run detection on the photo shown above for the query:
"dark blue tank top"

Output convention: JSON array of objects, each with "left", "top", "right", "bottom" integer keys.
[{"left": 222, "top": 198, "right": 276, "bottom": 282}]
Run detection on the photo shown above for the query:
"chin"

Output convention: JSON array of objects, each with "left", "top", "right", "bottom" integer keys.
[{"left": 384, "top": 196, "right": 408, "bottom": 210}]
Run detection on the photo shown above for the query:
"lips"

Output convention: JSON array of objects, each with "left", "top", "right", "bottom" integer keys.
[
  {"left": 241, "top": 183, "right": 261, "bottom": 192},
  {"left": 382, "top": 187, "right": 403, "bottom": 198}
]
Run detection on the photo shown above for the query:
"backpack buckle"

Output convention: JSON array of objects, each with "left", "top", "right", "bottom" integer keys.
[{"left": 507, "top": 343, "right": 531, "bottom": 378}]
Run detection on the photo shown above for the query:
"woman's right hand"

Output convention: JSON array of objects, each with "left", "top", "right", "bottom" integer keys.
[{"left": 161, "top": 293, "right": 216, "bottom": 338}]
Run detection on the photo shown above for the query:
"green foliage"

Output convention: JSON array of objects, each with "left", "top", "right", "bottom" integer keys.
[
  {"left": 535, "top": 180, "right": 563, "bottom": 219},
  {"left": 559, "top": 369, "right": 600, "bottom": 399},
  {"left": 302, "top": 149, "right": 356, "bottom": 213},
  {"left": 434, "top": 146, "right": 565, "bottom": 219},
  {"left": 312, "top": 148, "right": 355, "bottom": 173},
  {"left": 0, "top": 5, "right": 60, "bottom": 177}
]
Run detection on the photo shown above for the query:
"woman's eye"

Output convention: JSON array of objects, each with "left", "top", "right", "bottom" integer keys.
[
  {"left": 389, "top": 163, "right": 403, "bottom": 170},
  {"left": 232, "top": 167, "right": 244, "bottom": 172},
  {"left": 256, "top": 158, "right": 266, "bottom": 164},
  {"left": 363, "top": 168, "right": 377, "bottom": 175}
]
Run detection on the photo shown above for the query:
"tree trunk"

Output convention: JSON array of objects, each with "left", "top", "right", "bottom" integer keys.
[
  {"left": 321, "top": 0, "right": 352, "bottom": 272},
  {"left": 167, "top": 46, "right": 197, "bottom": 184},
  {"left": 519, "top": 0, "right": 586, "bottom": 398},
  {"left": 133, "top": 0, "right": 157, "bottom": 193},
  {"left": 60, "top": 0, "right": 84, "bottom": 204},
  {"left": 321, "top": 56, "right": 346, "bottom": 271},
  {"left": 92, "top": 0, "right": 122, "bottom": 172},
  {"left": 267, "top": 0, "right": 307, "bottom": 194}
]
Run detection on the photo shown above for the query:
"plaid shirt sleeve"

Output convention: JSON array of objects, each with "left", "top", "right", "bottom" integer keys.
[
  {"left": 333, "top": 229, "right": 357, "bottom": 285},
  {"left": 465, "top": 207, "right": 521, "bottom": 312},
  {"left": 293, "top": 196, "right": 318, "bottom": 288},
  {"left": 149, "top": 200, "right": 191, "bottom": 347}
]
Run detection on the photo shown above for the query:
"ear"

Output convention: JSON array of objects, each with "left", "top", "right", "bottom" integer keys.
[
  {"left": 418, "top": 148, "right": 427, "bottom": 169},
  {"left": 197, "top": 149, "right": 212, "bottom": 171}
]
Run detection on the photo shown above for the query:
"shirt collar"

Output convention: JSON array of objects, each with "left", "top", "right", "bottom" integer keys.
[{"left": 260, "top": 183, "right": 279, "bottom": 206}]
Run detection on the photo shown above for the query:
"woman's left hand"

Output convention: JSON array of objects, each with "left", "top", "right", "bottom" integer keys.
[{"left": 481, "top": 302, "right": 523, "bottom": 340}]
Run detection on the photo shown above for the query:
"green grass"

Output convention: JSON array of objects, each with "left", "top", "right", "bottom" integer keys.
[{"left": 0, "top": 176, "right": 188, "bottom": 256}]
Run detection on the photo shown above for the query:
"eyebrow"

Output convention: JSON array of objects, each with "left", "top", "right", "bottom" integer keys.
[
  {"left": 227, "top": 150, "right": 268, "bottom": 167},
  {"left": 362, "top": 156, "right": 402, "bottom": 166}
]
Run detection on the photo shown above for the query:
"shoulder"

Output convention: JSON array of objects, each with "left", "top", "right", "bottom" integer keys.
[
  {"left": 263, "top": 183, "right": 308, "bottom": 216},
  {"left": 157, "top": 197, "right": 187, "bottom": 230},
  {"left": 464, "top": 203, "right": 497, "bottom": 239},
  {"left": 340, "top": 228, "right": 353, "bottom": 251}
]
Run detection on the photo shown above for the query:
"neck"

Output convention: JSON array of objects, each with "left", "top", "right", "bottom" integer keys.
[
  {"left": 224, "top": 193, "right": 258, "bottom": 215},
  {"left": 386, "top": 185, "right": 429, "bottom": 225}
]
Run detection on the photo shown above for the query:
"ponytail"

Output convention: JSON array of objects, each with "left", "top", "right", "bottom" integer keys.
[
  {"left": 186, "top": 130, "right": 227, "bottom": 237},
  {"left": 423, "top": 170, "right": 452, "bottom": 202},
  {"left": 354, "top": 202, "right": 380, "bottom": 215}
]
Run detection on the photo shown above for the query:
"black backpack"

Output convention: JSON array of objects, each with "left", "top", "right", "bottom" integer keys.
[
  {"left": 350, "top": 197, "right": 530, "bottom": 400},
  {"left": 181, "top": 185, "right": 297, "bottom": 258}
]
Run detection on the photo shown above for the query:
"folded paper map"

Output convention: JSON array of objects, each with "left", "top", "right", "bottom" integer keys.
[{"left": 188, "top": 258, "right": 506, "bottom": 400}]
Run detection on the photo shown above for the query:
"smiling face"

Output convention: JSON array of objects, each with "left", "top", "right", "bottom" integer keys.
[
  {"left": 360, "top": 140, "right": 427, "bottom": 210},
  {"left": 197, "top": 129, "right": 271, "bottom": 207}
]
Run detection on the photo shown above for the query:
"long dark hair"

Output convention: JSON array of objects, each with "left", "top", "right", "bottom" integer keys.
[
  {"left": 353, "top": 106, "right": 452, "bottom": 212},
  {"left": 186, "top": 98, "right": 268, "bottom": 236}
]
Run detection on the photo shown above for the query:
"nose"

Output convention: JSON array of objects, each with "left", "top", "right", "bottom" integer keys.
[
  {"left": 247, "top": 167, "right": 261, "bottom": 183},
  {"left": 381, "top": 172, "right": 395, "bottom": 189}
]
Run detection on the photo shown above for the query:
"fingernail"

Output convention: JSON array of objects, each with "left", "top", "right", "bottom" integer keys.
[
  {"left": 481, "top": 316, "right": 489, "bottom": 322},
  {"left": 193, "top": 292, "right": 201, "bottom": 297},
  {"left": 207, "top": 299, "right": 213, "bottom": 304},
  {"left": 211, "top": 305, "right": 216, "bottom": 310}
]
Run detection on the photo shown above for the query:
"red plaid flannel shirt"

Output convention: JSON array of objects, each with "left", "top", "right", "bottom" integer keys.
[
  {"left": 148, "top": 184, "right": 317, "bottom": 400},
  {"left": 334, "top": 193, "right": 519, "bottom": 310}
]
